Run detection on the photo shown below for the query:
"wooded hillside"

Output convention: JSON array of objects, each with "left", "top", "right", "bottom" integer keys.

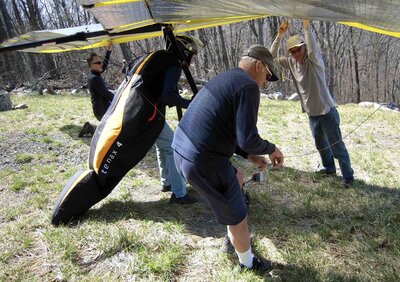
[{"left": 0, "top": 0, "right": 399, "bottom": 104}]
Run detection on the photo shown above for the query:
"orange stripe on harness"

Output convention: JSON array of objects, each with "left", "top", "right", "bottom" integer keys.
[
  {"left": 92, "top": 52, "right": 155, "bottom": 173},
  {"left": 148, "top": 103, "right": 157, "bottom": 121}
]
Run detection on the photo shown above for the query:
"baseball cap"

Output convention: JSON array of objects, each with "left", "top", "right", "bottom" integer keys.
[{"left": 243, "top": 45, "right": 279, "bottom": 82}]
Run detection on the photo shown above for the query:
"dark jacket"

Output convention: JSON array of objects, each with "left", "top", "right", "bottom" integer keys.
[
  {"left": 87, "top": 50, "right": 114, "bottom": 121},
  {"left": 173, "top": 68, "right": 276, "bottom": 164}
]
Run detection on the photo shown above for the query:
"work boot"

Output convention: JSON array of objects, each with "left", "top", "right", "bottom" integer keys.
[
  {"left": 343, "top": 178, "right": 354, "bottom": 188},
  {"left": 315, "top": 167, "right": 336, "bottom": 176},
  {"left": 169, "top": 194, "right": 198, "bottom": 205},
  {"left": 240, "top": 256, "right": 272, "bottom": 274},
  {"left": 78, "top": 122, "right": 95, "bottom": 137},
  {"left": 161, "top": 185, "right": 171, "bottom": 192}
]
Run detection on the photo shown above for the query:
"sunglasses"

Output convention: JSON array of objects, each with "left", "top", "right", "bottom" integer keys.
[
  {"left": 92, "top": 61, "right": 102, "bottom": 65},
  {"left": 260, "top": 61, "right": 273, "bottom": 81},
  {"left": 289, "top": 46, "right": 303, "bottom": 55}
]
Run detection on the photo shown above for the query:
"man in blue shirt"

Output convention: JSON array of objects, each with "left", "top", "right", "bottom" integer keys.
[{"left": 172, "top": 45, "right": 284, "bottom": 272}]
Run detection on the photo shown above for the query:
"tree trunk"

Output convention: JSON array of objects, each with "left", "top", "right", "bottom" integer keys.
[
  {"left": 349, "top": 27, "right": 361, "bottom": 103},
  {"left": 0, "top": 0, "right": 15, "bottom": 37},
  {"left": 26, "top": 0, "right": 41, "bottom": 29},
  {"left": 256, "top": 18, "right": 264, "bottom": 45},
  {"left": 197, "top": 28, "right": 211, "bottom": 77},
  {"left": 217, "top": 26, "right": 230, "bottom": 70},
  {"left": 120, "top": 43, "right": 133, "bottom": 62},
  {"left": 212, "top": 27, "right": 223, "bottom": 71},
  {"left": 11, "top": 0, "right": 24, "bottom": 32},
  {"left": 324, "top": 22, "right": 335, "bottom": 98},
  {"left": 0, "top": 0, "right": 36, "bottom": 85},
  {"left": 33, "top": 0, "right": 44, "bottom": 28},
  {"left": 60, "top": 0, "right": 73, "bottom": 27},
  {"left": 249, "top": 20, "right": 258, "bottom": 42},
  {"left": 268, "top": 16, "right": 279, "bottom": 39},
  {"left": 144, "top": 38, "right": 151, "bottom": 52}
]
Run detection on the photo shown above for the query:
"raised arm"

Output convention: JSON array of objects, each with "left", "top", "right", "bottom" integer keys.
[
  {"left": 270, "top": 20, "right": 290, "bottom": 69},
  {"left": 101, "top": 41, "right": 113, "bottom": 73},
  {"left": 303, "top": 20, "right": 323, "bottom": 64}
]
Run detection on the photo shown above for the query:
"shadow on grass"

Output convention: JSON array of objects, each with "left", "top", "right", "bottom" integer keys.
[
  {"left": 86, "top": 195, "right": 226, "bottom": 238},
  {"left": 60, "top": 124, "right": 92, "bottom": 145},
  {"left": 248, "top": 167, "right": 400, "bottom": 281},
  {"left": 77, "top": 165, "right": 400, "bottom": 280}
]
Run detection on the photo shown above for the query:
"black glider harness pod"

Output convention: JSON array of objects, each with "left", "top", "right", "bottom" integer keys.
[
  {"left": 51, "top": 169, "right": 103, "bottom": 225},
  {"left": 51, "top": 51, "right": 181, "bottom": 225}
]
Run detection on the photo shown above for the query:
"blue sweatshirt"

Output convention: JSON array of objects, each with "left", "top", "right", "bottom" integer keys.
[{"left": 172, "top": 68, "right": 275, "bottom": 164}]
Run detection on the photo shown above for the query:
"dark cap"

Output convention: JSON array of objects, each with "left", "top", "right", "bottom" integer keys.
[{"left": 243, "top": 45, "right": 279, "bottom": 82}]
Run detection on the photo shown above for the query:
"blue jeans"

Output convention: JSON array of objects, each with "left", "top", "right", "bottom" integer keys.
[
  {"left": 154, "top": 122, "right": 187, "bottom": 197},
  {"left": 309, "top": 107, "right": 354, "bottom": 181}
]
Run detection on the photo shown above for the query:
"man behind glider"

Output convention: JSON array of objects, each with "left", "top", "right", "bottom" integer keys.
[{"left": 79, "top": 41, "right": 115, "bottom": 137}]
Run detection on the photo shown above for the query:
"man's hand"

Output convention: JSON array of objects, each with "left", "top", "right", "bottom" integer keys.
[
  {"left": 303, "top": 19, "right": 310, "bottom": 29},
  {"left": 268, "top": 148, "right": 284, "bottom": 169},
  {"left": 278, "top": 20, "right": 288, "bottom": 37},
  {"left": 248, "top": 154, "right": 268, "bottom": 171}
]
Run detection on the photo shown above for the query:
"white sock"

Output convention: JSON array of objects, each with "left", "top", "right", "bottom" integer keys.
[{"left": 236, "top": 247, "right": 254, "bottom": 269}]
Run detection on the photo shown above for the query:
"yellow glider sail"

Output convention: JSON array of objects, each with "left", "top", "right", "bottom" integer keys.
[{"left": 1, "top": 0, "right": 399, "bottom": 53}]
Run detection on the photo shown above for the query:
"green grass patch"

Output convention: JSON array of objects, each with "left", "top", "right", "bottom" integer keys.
[
  {"left": 15, "top": 154, "right": 34, "bottom": 164},
  {"left": 10, "top": 179, "right": 30, "bottom": 192},
  {"left": 98, "top": 227, "right": 185, "bottom": 278},
  {"left": 0, "top": 224, "right": 34, "bottom": 264}
]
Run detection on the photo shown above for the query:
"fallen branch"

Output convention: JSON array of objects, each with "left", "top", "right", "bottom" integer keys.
[
  {"left": 38, "top": 68, "right": 58, "bottom": 82},
  {"left": 179, "top": 76, "right": 208, "bottom": 85}
]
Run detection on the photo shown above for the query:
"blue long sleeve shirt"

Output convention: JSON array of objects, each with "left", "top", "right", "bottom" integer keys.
[{"left": 172, "top": 68, "right": 275, "bottom": 164}]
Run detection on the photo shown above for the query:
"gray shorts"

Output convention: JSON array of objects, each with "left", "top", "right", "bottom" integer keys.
[{"left": 174, "top": 151, "right": 247, "bottom": 225}]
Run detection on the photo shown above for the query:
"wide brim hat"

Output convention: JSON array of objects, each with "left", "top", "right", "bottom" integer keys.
[{"left": 287, "top": 34, "right": 306, "bottom": 50}]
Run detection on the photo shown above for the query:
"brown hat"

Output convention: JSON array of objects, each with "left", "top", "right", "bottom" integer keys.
[
  {"left": 243, "top": 45, "right": 279, "bottom": 81},
  {"left": 287, "top": 35, "right": 306, "bottom": 50}
]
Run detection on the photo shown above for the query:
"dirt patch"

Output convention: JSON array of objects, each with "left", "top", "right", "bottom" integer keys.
[{"left": 0, "top": 131, "right": 88, "bottom": 171}]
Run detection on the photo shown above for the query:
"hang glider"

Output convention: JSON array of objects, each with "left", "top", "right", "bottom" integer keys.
[{"left": 1, "top": 0, "right": 399, "bottom": 53}]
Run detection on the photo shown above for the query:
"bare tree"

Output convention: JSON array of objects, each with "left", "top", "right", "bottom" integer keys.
[{"left": 0, "top": 9, "right": 398, "bottom": 105}]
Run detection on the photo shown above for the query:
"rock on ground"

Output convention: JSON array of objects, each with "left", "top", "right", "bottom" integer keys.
[
  {"left": 0, "top": 90, "right": 12, "bottom": 111},
  {"left": 358, "top": 101, "right": 400, "bottom": 113},
  {"left": 288, "top": 93, "right": 300, "bottom": 101},
  {"left": 265, "top": 92, "right": 285, "bottom": 100}
]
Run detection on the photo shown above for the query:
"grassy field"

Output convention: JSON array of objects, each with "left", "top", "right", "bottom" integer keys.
[{"left": 0, "top": 92, "right": 399, "bottom": 281}]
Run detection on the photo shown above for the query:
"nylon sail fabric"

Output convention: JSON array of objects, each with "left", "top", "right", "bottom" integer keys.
[
  {"left": 84, "top": 0, "right": 399, "bottom": 36},
  {"left": 1, "top": 0, "right": 399, "bottom": 53}
]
